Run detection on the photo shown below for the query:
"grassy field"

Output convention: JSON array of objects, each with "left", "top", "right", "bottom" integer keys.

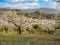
[{"left": 0, "top": 34, "right": 60, "bottom": 45}]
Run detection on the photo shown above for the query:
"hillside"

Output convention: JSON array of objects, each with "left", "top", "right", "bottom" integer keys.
[
  {"left": 22, "top": 8, "right": 57, "bottom": 14},
  {"left": 0, "top": 8, "right": 60, "bottom": 35}
]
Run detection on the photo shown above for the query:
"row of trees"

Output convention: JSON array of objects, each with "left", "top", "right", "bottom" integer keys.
[
  {"left": 0, "top": 23, "right": 59, "bottom": 35},
  {"left": 0, "top": 8, "right": 60, "bottom": 35}
]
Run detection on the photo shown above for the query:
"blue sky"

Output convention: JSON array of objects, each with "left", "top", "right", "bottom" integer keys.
[{"left": 0, "top": 0, "right": 57, "bottom": 9}]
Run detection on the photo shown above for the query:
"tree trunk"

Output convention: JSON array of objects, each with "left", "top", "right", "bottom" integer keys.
[{"left": 17, "top": 26, "right": 21, "bottom": 34}]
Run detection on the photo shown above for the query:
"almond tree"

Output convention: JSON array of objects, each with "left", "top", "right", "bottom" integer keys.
[
  {"left": 54, "top": 0, "right": 60, "bottom": 29},
  {"left": 7, "top": 10, "right": 24, "bottom": 34}
]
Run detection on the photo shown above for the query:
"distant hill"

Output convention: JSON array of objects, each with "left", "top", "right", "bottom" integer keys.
[
  {"left": 0, "top": 8, "right": 57, "bottom": 14},
  {"left": 0, "top": 8, "right": 59, "bottom": 20},
  {"left": 22, "top": 8, "right": 57, "bottom": 14}
]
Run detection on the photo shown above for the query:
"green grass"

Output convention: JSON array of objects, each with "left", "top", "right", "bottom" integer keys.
[{"left": 0, "top": 35, "right": 60, "bottom": 45}]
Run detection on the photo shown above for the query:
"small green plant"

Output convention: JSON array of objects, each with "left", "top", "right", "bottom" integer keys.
[
  {"left": 0, "top": 27, "right": 3, "bottom": 33},
  {"left": 3, "top": 25, "right": 8, "bottom": 33},
  {"left": 26, "top": 28, "right": 31, "bottom": 34},
  {"left": 47, "top": 30, "right": 56, "bottom": 35},
  {"left": 16, "top": 11, "right": 23, "bottom": 15},
  {"left": 31, "top": 24, "right": 42, "bottom": 34}
]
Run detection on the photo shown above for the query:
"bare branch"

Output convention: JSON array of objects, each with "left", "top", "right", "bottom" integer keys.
[
  {"left": 54, "top": 0, "right": 60, "bottom": 2},
  {"left": 7, "top": 15, "right": 19, "bottom": 27}
]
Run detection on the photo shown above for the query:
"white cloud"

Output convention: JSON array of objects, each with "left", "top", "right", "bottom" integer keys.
[
  {"left": 15, "top": 0, "right": 19, "bottom": 2},
  {"left": 13, "top": 3, "right": 40, "bottom": 9},
  {"left": 0, "top": 0, "right": 57, "bottom": 9},
  {"left": 14, "top": 0, "right": 24, "bottom": 2},
  {"left": 6, "top": 0, "right": 19, "bottom": 2},
  {"left": 7, "top": 0, "right": 38, "bottom": 2},
  {"left": 48, "top": 2, "right": 57, "bottom": 9},
  {"left": 2, "top": 2, "right": 41, "bottom": 9},
  {"left": 0, "top": 0, "right": 40, "bottom": 9},
  {"left": 44, "top": 0, "right": 48, "bottom": 2},
  {"left": 35, "top": 0, "right": 38, "bottom": 2}
]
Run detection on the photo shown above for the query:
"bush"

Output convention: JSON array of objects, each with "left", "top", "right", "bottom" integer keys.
[
  {"left": 2, "top": 25, "right": 8, "bottom": 33},
  {"left": 31, "top": 24, "right": 42, "bottom": 34},
  {"left": 0, "top": 27, "right": 3, "bottom": 33},
  {"left": 48, "top": 30, "right": 56, "bottom": 35}
]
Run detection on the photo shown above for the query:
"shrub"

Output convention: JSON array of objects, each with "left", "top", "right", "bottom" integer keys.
[
  {"left": 31, "top": 24, "right": 42, "bottom": 34},
  {"left": 0, "top": 27, "right": 3, "bottom": 33},
  {"left": 3, "top": 25, "right": 8, "bottom": 33}
]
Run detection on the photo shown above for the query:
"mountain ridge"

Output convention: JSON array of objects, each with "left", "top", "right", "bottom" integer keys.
[
  {"left": 22, "top": 8, "right": 57, "bottom": 14},
  {"left": 0, "top": 8, "right": 57, "bottom": 14}
]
